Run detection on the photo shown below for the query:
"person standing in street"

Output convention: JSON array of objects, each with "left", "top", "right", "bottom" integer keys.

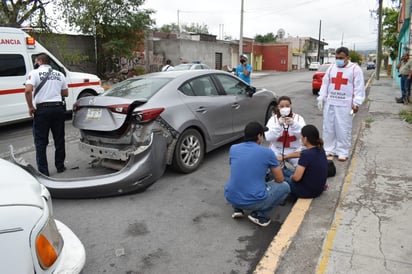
[
  {"left": 317, "top": 47, "right": 365, "bottom": 162},
  {"left": 161, "top": 59, "right": 174, "bottom": 71},
  {"left": 224, "top": 121, "right": 290, "bottom": 227},
  {"left": 396, "top": 52, "right": 412, "bottom": 104},
  {"left": 25, "top": 53, "right": 68, "bottom": 176},
  {"left": 235, "top": 54, "right": 252, "bottom": 84}
]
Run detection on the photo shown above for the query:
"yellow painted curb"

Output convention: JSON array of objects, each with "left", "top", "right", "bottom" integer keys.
[{"left": 254, "top": 198, "right": 313, "bottom": 274}]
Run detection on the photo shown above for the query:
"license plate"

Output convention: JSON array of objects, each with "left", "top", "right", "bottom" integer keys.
[{"left": 86, "top": 108, "right": 102, "bottom": 120}]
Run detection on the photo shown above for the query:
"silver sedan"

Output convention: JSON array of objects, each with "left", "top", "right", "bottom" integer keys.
[{"left": 12, "top": 70, "right": 278, "bottom": 198}]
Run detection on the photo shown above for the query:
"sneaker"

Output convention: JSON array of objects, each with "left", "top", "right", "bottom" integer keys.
[
  {"left": 248, "top": 212, "right": 271, "bottom": 227},
  {"left": 396, "top": 97, "right": 404, "bottom": 104},
  {"left": 231, "top": 208, "right": 244, "bottom": 219}
]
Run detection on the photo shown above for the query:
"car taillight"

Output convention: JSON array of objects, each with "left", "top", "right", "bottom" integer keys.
[
  {"left": 108, "top": 104, "right": 130, "bottom": 114},
  {"left": 35, "top": 217, "right": 64, "bottom": 269},
  {"left": 134, "top": 108, "right": 165, "bottom": 123}
]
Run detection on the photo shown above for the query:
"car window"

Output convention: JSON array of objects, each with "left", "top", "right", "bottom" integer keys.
[
  {"left": 103, "top": 77, "right": 171, "bottom": 99},
  {"left": 215, "top": 74, "right": 247, "bottom": 95},
  {"left": 0, "top": 54, "right": 26, "bottom": 77},
  {"left": 179, "top": 76, "right": 218, "bottom": 96}
]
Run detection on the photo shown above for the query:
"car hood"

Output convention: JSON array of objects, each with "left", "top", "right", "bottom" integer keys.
[
  {"left": 0, "top": 158, "right": 45, "bottom": 208},
  {"left": 72, "top": 96, "right": 147, "bottom": 131}
]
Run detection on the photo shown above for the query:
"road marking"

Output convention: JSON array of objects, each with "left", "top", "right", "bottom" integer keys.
[
  {"left": 254, "top": 198, "right": 313, "bottom": 274},
  {"left": 316, "top": 141, "right": 360, "bottom": 273}
]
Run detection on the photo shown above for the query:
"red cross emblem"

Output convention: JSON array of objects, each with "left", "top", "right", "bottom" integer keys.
[
  {"left": 331, "top": 72, "right": 348, "bottom": 90},
  {"left": 277, "top": 131, "right": 297, "bottom": 148}
]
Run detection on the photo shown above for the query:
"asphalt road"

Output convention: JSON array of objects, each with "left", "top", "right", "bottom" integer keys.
[{"left": 0, "top": 69, "right": 373, "bottom": 274}]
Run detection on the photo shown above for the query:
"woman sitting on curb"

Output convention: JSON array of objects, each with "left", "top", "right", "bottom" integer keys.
[{"left": 283, "top": 124, "right": 329, "bottom": 198}]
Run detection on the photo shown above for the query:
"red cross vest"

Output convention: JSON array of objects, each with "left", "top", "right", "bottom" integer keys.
[{"left": 324, "top": 62, "right": 360, "bottom": 107}]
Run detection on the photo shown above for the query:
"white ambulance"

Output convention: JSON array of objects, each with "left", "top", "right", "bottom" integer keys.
[{"left": 0, "top": 27, "right": 104, "bottom": 125}]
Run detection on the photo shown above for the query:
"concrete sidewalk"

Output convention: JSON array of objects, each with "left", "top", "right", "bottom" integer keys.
[{"left": 273, "top": 76, "right": 412, "bottom": 273}]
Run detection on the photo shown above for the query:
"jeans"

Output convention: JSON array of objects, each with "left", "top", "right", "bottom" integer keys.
[
  {"left": 400, "top": 75, "right": 411, "bottom": 99},
  {"left": 233, "top": 182, "right": 290, "bottom": 217},
  {"left": 283, "top": 167, "right": 299, "bottom": 196},
  {"left": 33, "top": 105, "right": 66, "bottom": 176}
]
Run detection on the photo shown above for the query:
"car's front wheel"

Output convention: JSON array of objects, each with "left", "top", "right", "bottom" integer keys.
[{"left": 172, "top": 129, "right": 204, "bottom": 173}]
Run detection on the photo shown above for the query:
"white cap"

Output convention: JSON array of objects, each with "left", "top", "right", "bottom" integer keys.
[{"left": 240, "top": 54, "right": 248, "bottom": 60}]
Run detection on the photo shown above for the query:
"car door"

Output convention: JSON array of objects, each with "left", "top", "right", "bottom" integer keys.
[
  {"left": 178, "top": 75, "right": 235, "bottom": 146},
  {"left": 213, "top": 74, "right": 265, "bottom": 137}
]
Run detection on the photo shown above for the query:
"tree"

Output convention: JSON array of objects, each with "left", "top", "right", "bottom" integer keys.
[
  {"left": 254, "top": 32, "right": 276, "bottom": 43},
  {"left": 56, "top": 0, "right": 155, "bottom": 76},
  {"left": 349, "top": 50, "right": 362, "bottom": 64},
  {"left": 381, "top": 7, "right": 399, "bottom": 60},
  {"left": 0, "top": 0, "right": 54, "bottom": 30},
  {"left": 158, "top": 23, "right": 180, "bottom": 33},
  {"left": 181, "top": 23, "right": 209, "bottom": 34}
]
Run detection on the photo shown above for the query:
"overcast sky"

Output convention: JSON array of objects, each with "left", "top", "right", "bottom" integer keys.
[{"left": 142, "top": 0, "right": 398, "bottom": 50}]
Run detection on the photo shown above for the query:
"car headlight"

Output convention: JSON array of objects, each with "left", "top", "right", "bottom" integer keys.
[{"left": 35, "top": 217, "right": 64, "bottom": 269}]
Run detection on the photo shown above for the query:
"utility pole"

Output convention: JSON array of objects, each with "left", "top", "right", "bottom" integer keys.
[
  {"left": 317, "top": 20, "right": 321, "bottom": 62},
  {"left": 239, "top": 0, "right": 244, "bottom": 56},
  {"left": 376, "top": 0, "right": 383, "bottom": 80}
]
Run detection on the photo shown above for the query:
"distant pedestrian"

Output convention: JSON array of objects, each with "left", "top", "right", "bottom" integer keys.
[
  {"left": 396, "top": 52, "right": 412, "bottom": 104},
  {"left": 224, "top": 122, "right": 290, "bottom": 227},
  {"left": 161, "top": 59, "right": 174, "bottom": 71},
  {"left": 283, "top": 125, "right": 328, "bottom": 198},
  {"left": 235, "top": 54, "right": 253, "bottom": 84},
  {"left": 317, "top": 47, "right": 365, "bottom": 162},
  {"left": 265, "top": 96, "right": 306, "bottom": 168},
  {"left": 24, "top": 53, "right": 68, "bottom": 176}
]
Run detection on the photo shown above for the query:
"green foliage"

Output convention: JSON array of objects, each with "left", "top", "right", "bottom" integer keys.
[
  {"left": 158, "top": 23, "right": 180, "bottom": 33},
  {"left": 349, "top": 50, "right": 362, "bottom": 64},
  {"left": 181, "top": 23, "right": 209, "bottom": 34},
  {"left": 55, "top": 0, "right": 155, "bottom": 76},
  {"left": 0, "top": 0, "right": 55, "bottom": 30},
  {"left": 399, "top": 109, "right": 412, "bottom": 124},
  {"left": 254, "top": 32, "right": 276, "bottom": 43},
  {"left": 382, "top": 7, "right": 399, "bottom": 60}
]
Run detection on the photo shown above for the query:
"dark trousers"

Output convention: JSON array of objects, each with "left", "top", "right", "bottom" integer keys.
[
  {"left": 33, "top": 105, "right": 66, "bottom": 176},
  {"left": 400, "top": 75, "right": 411, "bottom": 99}
]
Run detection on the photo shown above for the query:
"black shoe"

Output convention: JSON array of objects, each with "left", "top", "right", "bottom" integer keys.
[
  {"left": 57, "top": 166, "right": 66, "bottom": 173},
  {"left": 232, "top": 208, "right": 244, "bottom": 219},
  {"left": 396, "top": 97, "right": 404, "bottom": 103},
  {"left": 248, "top": 212, "right": 271, "bottom": 227}
]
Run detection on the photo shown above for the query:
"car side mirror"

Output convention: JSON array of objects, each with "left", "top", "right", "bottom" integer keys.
[{"left": 246, "top": 86, "right": 256, "bottom": 97}]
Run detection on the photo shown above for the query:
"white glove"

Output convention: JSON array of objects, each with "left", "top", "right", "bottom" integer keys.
[
  {"left": 285, "top": 117, "right": 294, "bottom": 125},
  {"left": 317, "top": 100, "right": 323, "bottom": 111},
  {"left": 317, "top": 96, "right": 324, "bottom": 111},
  {"left": 278, "top": 117, "right": 286, "bottom": 124}
]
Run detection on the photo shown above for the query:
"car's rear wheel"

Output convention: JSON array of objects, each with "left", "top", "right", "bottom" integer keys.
[{"left": 172, "top": 129, "right": 204, "bottom": 173}]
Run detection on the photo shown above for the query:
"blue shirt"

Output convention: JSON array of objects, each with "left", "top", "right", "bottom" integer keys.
[
  {"left": 235, "top": 63, "right": 253, "bottom": 84},
  {"left": 295, "top": 147, "right": 328, "bottom": 198},
  {"left": 224, "top": 142, "right": 279, "bottom": 206}
]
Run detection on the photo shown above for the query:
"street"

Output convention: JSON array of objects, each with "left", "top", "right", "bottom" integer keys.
[{"left": 0, "top": 69, "right": 373, "bottom": 274}]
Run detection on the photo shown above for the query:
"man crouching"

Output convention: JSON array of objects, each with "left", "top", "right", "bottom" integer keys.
[{"left": 224, "top": 122, "right": 290, "bottom": 227}]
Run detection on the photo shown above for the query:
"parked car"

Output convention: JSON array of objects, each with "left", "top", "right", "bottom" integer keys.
[
  {"left": 309, "top": 61, "right": 321, "bottom": 71},
  {"left": 312, "top": 64, "right": 332, "bottom": 95},
  {"left": 173, "top": 62, "right": 210, "bottom": 70},
  {"left": 0, "top": 158, "right": 85, "bottom": 273},
  {"left": 367, "top": 62, "right": 376, "bottom": 70},
  {"left": 65, "top": 70, "right": 278, "bottom": 197}
]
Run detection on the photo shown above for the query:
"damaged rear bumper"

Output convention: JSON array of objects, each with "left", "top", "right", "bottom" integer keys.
[{"left": 9, "top": 133, "right": 168, "bottom": 199}]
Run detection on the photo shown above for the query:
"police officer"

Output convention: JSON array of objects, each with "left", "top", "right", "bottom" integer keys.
[{"left": 24, "top": 53, "right": 68, "bottom": 176}]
